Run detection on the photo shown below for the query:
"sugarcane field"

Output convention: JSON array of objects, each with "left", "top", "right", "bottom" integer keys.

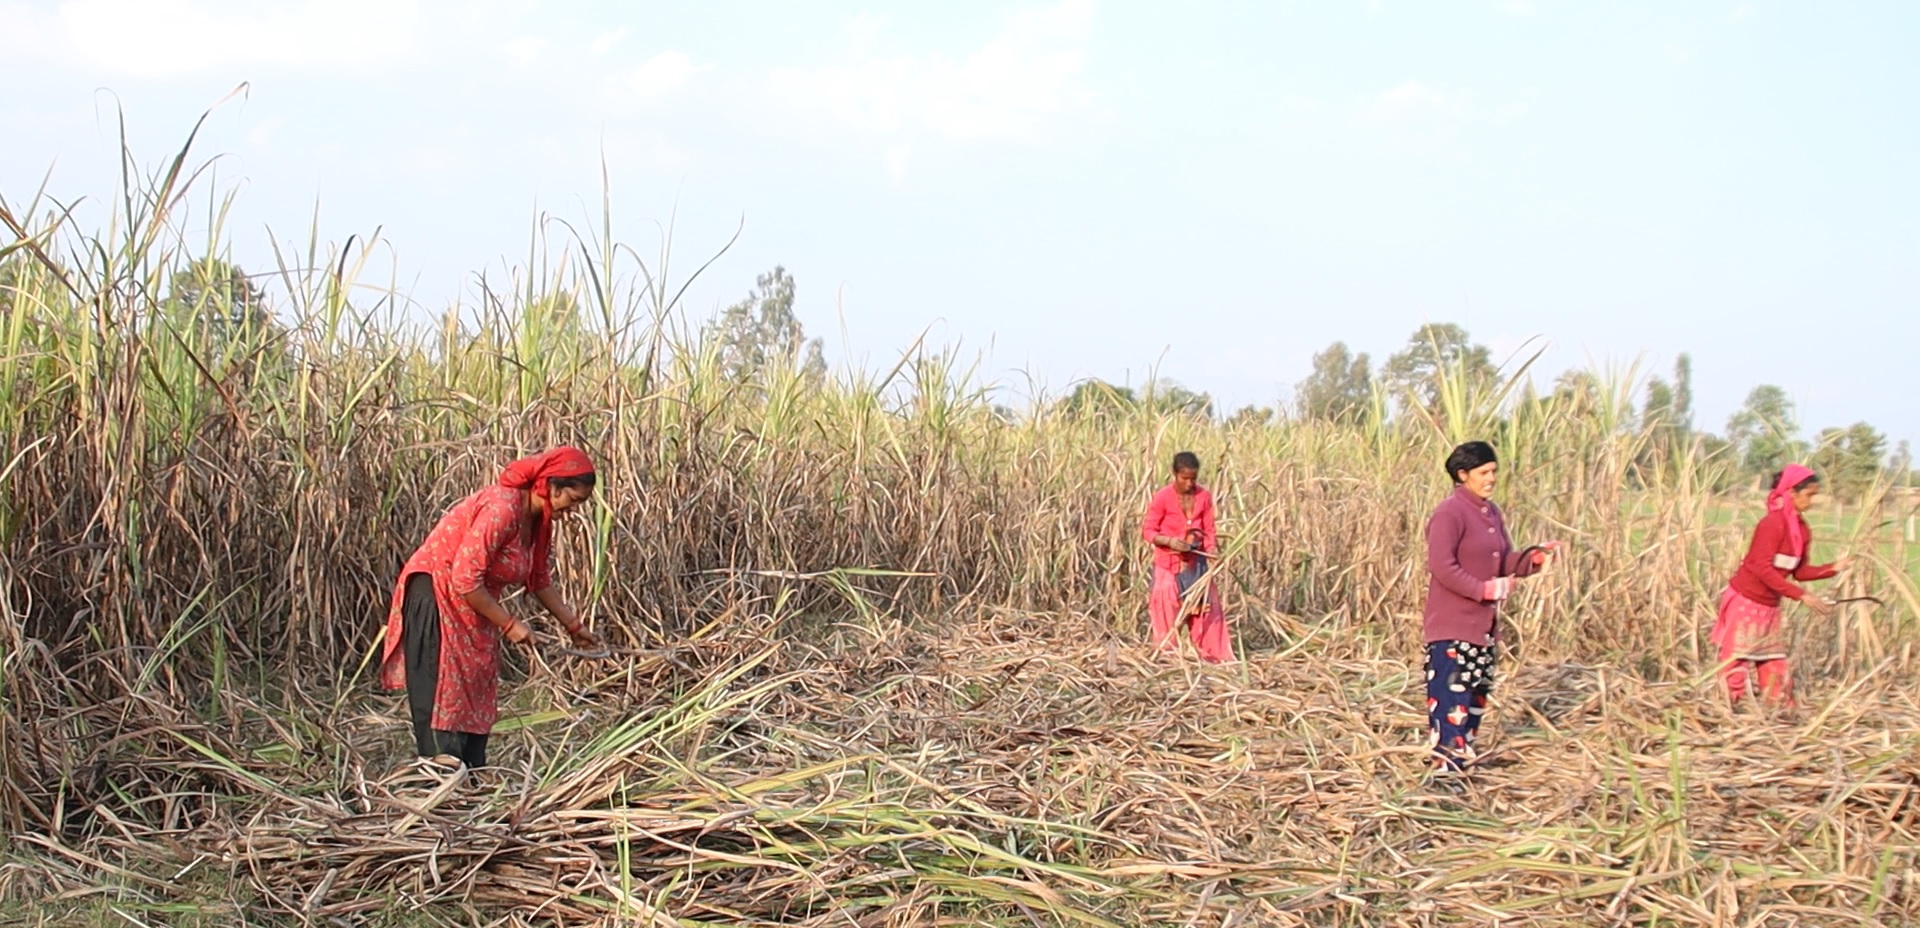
[{"left": 5, "top": 6, "right": 1920, "bottom": 926}]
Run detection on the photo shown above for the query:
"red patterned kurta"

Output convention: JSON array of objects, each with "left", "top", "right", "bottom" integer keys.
[{"left": 378, "top": 486, "right": 551, "bottom": 734}]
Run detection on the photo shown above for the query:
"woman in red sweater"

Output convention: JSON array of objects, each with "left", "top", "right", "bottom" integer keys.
[
  {"left": 1712, "top": 464, "right": 1847, "bottom": 707},
  {"left": 1422, "top": 441, "right": 1558, "bottom": 772},
  {"left": 1141, "top": 451, "right": 1232, "bottom": 663}
]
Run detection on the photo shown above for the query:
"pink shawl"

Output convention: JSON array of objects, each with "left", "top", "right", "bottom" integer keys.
[{"left": 1766, "top": 463, "right": 1815, "bottom": 561}]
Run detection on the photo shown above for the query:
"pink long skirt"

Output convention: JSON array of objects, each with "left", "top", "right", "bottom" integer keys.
[
  {"left": 1148, "top": 564, "right": 1233, "bottom": 663},
  {"left": 1710, "top": 586, "right": 1792, "bottom": 705}
]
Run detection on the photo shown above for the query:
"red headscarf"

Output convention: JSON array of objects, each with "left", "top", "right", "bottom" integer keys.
[
  {"left": 1766, "top": 463, "right": 1815, "bottom": 560},
  {"left": 499, "top": 446, "right": 595, "bottom": 579}
]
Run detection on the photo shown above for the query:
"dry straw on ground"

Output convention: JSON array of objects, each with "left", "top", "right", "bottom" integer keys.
[
  {"left": 11, "top": 603, "right": 1917, "bottom": 926},
  {"left": 2, "top": 113, "right": 1918, "bottom": 925}
]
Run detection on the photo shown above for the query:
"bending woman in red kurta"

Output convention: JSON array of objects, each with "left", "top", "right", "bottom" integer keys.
[
  {"left": 378, "top": 447, "right": 604, "bottom": 768},
  {"left": 1142, "top": 451, "right": 1233, "bottom": 663},
  {"left": 1711, "top": 464, "right": 1847, "bottom": 708}
]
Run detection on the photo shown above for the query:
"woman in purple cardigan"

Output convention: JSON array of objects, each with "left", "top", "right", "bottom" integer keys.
[{"left": 1422, "top": 441, "right": 1558, "bottom": 772}]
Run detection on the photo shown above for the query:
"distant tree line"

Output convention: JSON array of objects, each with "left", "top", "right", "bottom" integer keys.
[
  {"left": 1277, "top": 322, "right": 1904, "bottom": 499},
  {"left": 157, "top": 256, "right": 1910, "bottom": 499}
]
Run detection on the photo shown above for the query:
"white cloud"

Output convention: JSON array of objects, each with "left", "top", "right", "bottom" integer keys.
[
  {"left": 767, "top": 0, "right": 1095, "bottom": 143},
  {"left": 647, "top": 140, "right": 694, "bottom": 170},
  {"left": 1486, "top": 333, "right": 1544, "bottom": 368},
  {"left": 0, "top": 3, "right": 49, "bottom": 59},
  {"left": 591, "top": 27, "right": 629, "bottom": 56},
  {"left": 506, "top": 35, "right": 547, "bottom": 67},
  {"left": 1, "top": 0, "right": 425, "bottom": 77},
  {"left": 1729, "top": 5, "right": 1756, "bottom": 23},
  {"left": 843, "top": 13, "right": 887, "bottom": 55},
  {"left": 593, "top": 132, "right": 697, "bottom": 172},
  {"left": 883, "top": 144, "right": 913, "bottom": 185},
  {"left": 244, "top": 115, "right": 285, "bottom": 150},
  {"left": 394, "top": 145, "right": 454, "bottom": 177},
  {"left": 1277, "top": 92, "right": 1321, "bottom": 113},
  {"left": 1380, "top": 81, "right": 1447, "bottom": 110},
  {"left": 1360, "top": 81, "right": 1529, "bottom": 126},
  {"left": 1362, "top": 81, "right": 1454, "bottom": 123},
  {"left": 627, "top": 50, "right": 699, "bottom": 99},
  {"left": 1350, "top": 81, "right": 1530, "bottom": 161}
]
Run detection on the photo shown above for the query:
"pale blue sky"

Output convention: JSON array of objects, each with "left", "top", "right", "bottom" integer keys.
[{"left": 3, "top": 1, "right": 1915, "bottom": 446}]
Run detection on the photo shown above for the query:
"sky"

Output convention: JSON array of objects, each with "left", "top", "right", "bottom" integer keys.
[{"left": 2, "top": 0, "right": 1916, "bottom": 446}]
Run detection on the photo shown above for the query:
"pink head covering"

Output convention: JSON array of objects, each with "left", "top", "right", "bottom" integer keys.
[
  {"left": 499, "top": 446, "right": 595, "bottom": 577},
  {"left": 1766, "top": 463, "right": 1815, "bottom": 560}
]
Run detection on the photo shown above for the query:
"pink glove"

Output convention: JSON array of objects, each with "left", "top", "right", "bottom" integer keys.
[
  {"left": 1530, "top": 540, "right": 1563, "bottom": 567},
  {"left": 1481, "top": 577, "right": 1515, "bottom": 602}
]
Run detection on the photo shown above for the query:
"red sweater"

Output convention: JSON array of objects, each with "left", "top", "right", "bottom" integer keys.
[
  {"left": 1423, "top": 487, "right": 1541, "bottom": 644},
  {"left": 1728, "top": 508, "right": 1836, "bottom": 607},
  {"left": 1142, "top": 485, "right": 1218, "bottom": 573}
]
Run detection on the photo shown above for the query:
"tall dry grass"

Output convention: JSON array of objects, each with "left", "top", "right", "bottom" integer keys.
[{"left": 2, "top": 117, "right": 1916, "bottom": 925}]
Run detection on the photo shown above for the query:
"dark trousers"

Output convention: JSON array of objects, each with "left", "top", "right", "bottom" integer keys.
[
  {"left": 1425, "top": 640, "right": 1496, "bottom": 771},
  {"left": 403, "top": 573, "right": 489, "bottom": 768}
]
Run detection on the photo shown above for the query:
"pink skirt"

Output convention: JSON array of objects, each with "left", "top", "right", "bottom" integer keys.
[
  {"left": 1148, "top": 564, "right": 1233, "bottom": 663},
  {"left": 1710, "top": 587, "right": 1787, "bottom": 662}
]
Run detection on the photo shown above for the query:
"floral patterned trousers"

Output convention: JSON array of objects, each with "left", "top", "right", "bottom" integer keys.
[{"left": 1426, "top": 640, "right": 1496, "bottom": 771}]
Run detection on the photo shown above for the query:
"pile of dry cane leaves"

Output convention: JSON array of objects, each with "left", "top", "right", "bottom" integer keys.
[{"left": 8, "top": 606, "right": 1919, "bottom": 926}]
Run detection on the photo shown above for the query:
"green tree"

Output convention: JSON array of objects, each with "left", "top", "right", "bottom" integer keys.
[
  {"left": 1635, "top": 376, "right": 1679, "bottom": 482},
  {"left": 1052, "top": 378, "right": 1211, "bottom": 419},
  {"left": 1142, "top": 380, "right": 1213, "bottom": 418},
  {"left": 1635, "top": 354, "right": 1697, "bottom": 481},
  {"left": 1550, "top": 369, "right": 1606, "bottom": 419},
  {"left": 1695, "top": 432, "right": 1744, "bottom": 491},
  {"left": 1725, "top": 385, "right": 1804, "bottom": 482},
  {"left": 1643, "top": 377, "right": 1675, "bottom": 431},
  {"left": 709, "top": 266, "right": 826, "bottom": 384},
  {"left": 1383, "top": 322, "right": 1495, "bottom": 413},
  {"left": 1808, "top": 422, "right": 1887, "bottom": 500},
  {"left": 165, "top": 256, "right": 270, "bottom": 349},
  {"left": 1295, "top": 341, "right": 1372, "bottom": 423},
  {"left": 1228, "top": 404, "right": 1275, "bottom": 427},
  {"left": 1055, "top": 379, "right": 1138, "bottom": 418},
  {"left": 1672, "top": 352, "right": 1694, "bottom": 431}
]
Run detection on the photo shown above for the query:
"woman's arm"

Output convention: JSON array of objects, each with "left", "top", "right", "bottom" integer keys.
[
  {"left": 1200, "top": 493, "right": 1219, "bottom": 554},
  {"left": 534, "top": 585, "right": 601, "bottom": 646},
  {"left": 461, "top": 588, "right": 529, "bottom": 642},
  {"left": 533, "top": 584, "right": 583, "bottom": 634},
  {"left": 1142, "top": 490, "right": 1168, "bottom": 546},
  {"left": 523, "top": 513, "right": 601, "bottom": 646},
  {"left": 450, "top": 497, "right": 533, "bottom": 642},
  {"left": 1793, "top": 550, "right": 1845, "bottom": 619},
  {"left": 533, "top": 585, "right": 580, "bottom": 631},
  {"left": 1793, "top": 528, "right": 1842, "bottom": 581},
  {"left": 1492, "top": 501, "right": 1544, "bottom": 578},
  {"left": 1425, "top": 506, "right": 1486, "bottom": 601},
  {"left": 1502, "top": 540, "right": 1544, "bottom": 578},
  {"left": 1743, "top": 515, "right": 1808, "bottom": 601}
]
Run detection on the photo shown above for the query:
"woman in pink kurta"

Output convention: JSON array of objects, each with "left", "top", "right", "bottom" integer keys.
[
  {"left": 378, "top": 447, "right": 603, "bottom": 768},
  {"left": 1141, "top": 451, "right": 1233, "bottom": 663}
]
